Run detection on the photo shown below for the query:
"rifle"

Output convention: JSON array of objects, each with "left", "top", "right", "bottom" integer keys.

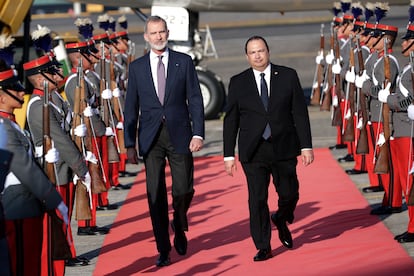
[
  {"left": 310, "top": 23, "right": 324, "bottom": 106},
  {"left": 355, "top": 35, "right": 369, "bottom": 154},
  {"left": 72, "top": 59, "right": 92, "bottom": 220},
  {"left": 331, "top": 28, "right": 342, "bottom": 127},
  {"left": 109, "top": 49, "right": 126, "bottom": 158},
  {"left": 343, "top": 35, "right": 356, "bottom": 142},
  {"left": 42, "top": 80, "right": 72, "bottom": 261},
  {"left": 320, "top": 23, "right": 334, "bottom": 111},
  {"left": 78, "top": 59, "right": 107, "bottom": 194},
  {"left": 374, "top": 37, "right": 391, "bottom": 174},
  {"left": 406, "top": 52, "right": 414, "bottom": 205},
  {"left": 100, "top": 42, "right": 120, "bottom": 164}
]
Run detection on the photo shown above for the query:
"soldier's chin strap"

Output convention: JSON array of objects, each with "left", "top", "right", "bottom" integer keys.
[
  {"left": 81, "top": 52, "right": 93, "bottom": 65},
  {"left": 1, "top": 88, "right": 24, "bottom": 105},
  {"left": 40, "top": 72, "right": 58, "bottom": 88},
  {"left": 372, "top": 34, "right": 385, "bottom": 48},
  {"left": 402, "top": 40, "right": 414, "bottom": 55}
]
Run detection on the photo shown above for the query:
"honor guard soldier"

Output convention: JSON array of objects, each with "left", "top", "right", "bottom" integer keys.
[
  {"left": 0, "top": 59, "right": 69, "bottom": 276},
  {"left": 388, "top": 8, "right": 414, "bottom": 243},
  {"left": 65, "top": 41, "right": 119, "bottom": 233},
  {"left": 360, "top": 19, "right": 402, "bottom": 215},
  {"left": 30, "top": 24, "right": 90, "bottom": 268}
]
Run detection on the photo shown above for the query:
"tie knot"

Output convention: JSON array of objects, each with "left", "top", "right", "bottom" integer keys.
[{"left": 260, "top": 72, "right": 265, "bottom": 79}]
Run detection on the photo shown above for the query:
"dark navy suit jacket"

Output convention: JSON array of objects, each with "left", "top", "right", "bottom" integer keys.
[{"left": 124, "top": 49, "right": 205, "bottom": 156}]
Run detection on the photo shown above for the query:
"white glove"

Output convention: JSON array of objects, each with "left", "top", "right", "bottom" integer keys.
[
  {"left": 85, "top": 151, "right": 98, "bottom": 164},
  {"left": 116, "top": 121, "right": 123, "bottom": 129},
  {"left": 83, "top": 106, "right": 94, "bottom": 117},
  {"left": 325, "top": 50, "right": 334, "bottom": 65},
  {"left": 344, "top": 108, "right": 351, "bottom": 119},
  {"left": 312, "top": 81, "right": 319, "bottom": 89},
  {"left": 81, "top": 172, "right": 91, "bottom": 193},
  {"left": 377, "top": 132, "right": 386, "bottom": 146},
  {"left": 45, "top": 147, "right": 59, "bottom": 163},
  {"left": 332, "top": 95, "right": 339, "bottom": 107},
  {"left": 408, "top": 104, "right": 414, "bottom": 120},
  {"left": 345, "top": 67, "right": 355, "bottom": 83},
  {"left": 315, "top": 54, "right": 324, "bottom": 65},
  {"left": 356, "top": 117, "right": 363, "bottom": 129},
  {"left": 112, "top": 87, "right": 121, "bottom": 98},
  {"left": 355, "top": 70, "right": 369, "bottom": 88},
  {"left": 105, "top": 127, "right": 114, "bottom": 136},
  {"left": 101, "top": 88, "right": 112, "bottom": 100},
  {"left": 74, "top": 123, "right": 87, "bottom": 137},
  {"left": 332, "top": 60, "right": 341, "bottom": 74},
  {"left": 57, "top": 201, "right": 69, "bottom": 225},
  {"left": 378, "top": 83, "right": 391, "bottom": 103}
]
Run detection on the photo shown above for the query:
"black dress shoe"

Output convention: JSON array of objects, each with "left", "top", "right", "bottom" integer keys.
[
  {"left": 156, "top": 251, "right": 171, "bottom": 267},
  {"left": 171, "top": 223, "right": 187, "bottom": 255},
  {"left": 370, "top": 206, "right": 402, "bottom": 215},
  {"left": 120, "top": 171, "right": 138, "bottom": 177},
  {"left": 337, "top": 154, "right": 354, "bottom": 162},
  {"left": 362, "top": 186, "right": 384, "bottom": 193},
  {"left": 253, "top": 248, "right": 272, "bottom": 261},
  {"left": 65, "top": 256, "right": 89, "bottom": 266},
  {"left": 77, "top": 226, "right": 110, "bottom": 235},
  {"left": 329, "top": 144, "right": 347, "bottom": 150},
  {"left": 346, "top": 169, "right": 367, "bottom": 175},
  {"left": 112, "top": 184, "right": 132, "bottom": 190},
  {"left": 395, "top": 231, "right": 408, "bottom": 240},
  {"left": 96, "top": 203, "right": 119, "bottom": 211},
  {"left": 396, "top": 232, "right": 414, "bottom": 243},
  {"left": 271, "top": 213, "right": 293, "bottom": 249}
]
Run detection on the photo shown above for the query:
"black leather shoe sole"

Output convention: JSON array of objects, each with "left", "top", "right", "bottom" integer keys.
[
  {"left": 65, "top": 257, "right": 89, "bottom": 266},
  {"left": 346, "top": 169, "right": 367, "bottom": 175},
  {"left": 112, "top": 184, "right": 132, "bottom": 190},
  {"left": 97, "top": 204, "right": 119, "bottom": 211},
  {"left": 329, "top": 144, "right": 347, "bottom": 150},
  {"left": 337, "top": 154, "right": 354, "bottom": 162},
  {"left": 253, "top": 248, "right": 272, "bottom": 261},
  {"left": 362, "top": 186, "right": 384, "bottom": 193},
  {"left": 370, "top": 206, "right": 402, "bottom": 215},
  {"left": 156, "top": 252, "right": 171, "bottom": 267},
  {"left": 396, "top": 232, "right": 414, "bottom": 243},
  {"left": 271, "top": 213, "right": 293, "bottom": 249},
  {"left": 77, "top": 226, "right": 110, "bottom": 235}
]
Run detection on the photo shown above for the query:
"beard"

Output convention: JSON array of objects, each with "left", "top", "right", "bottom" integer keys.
[{"left": 148, "top": 40, "right": 168, "bottom": 51}]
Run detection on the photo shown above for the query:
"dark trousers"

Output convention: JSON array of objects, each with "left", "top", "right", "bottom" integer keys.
[
  {"left": 241, "top": 140, "right": 299, "bottom": 250},
  {"left": 144, "top": 123, "right": 194, "bottom": 253}
]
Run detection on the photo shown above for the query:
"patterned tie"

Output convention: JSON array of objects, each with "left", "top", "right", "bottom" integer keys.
[
  {"left": 260, "top": 73, "right": 271, "bottom": 140},
  {"left": 157, "top": 55, "right": 166, "bottom": 105}
]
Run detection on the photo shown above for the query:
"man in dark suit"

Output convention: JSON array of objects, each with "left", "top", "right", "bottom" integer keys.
[
  {"left": 223, "top": 36, "right": 314, "bottom": 261},
  {"left": 124, "top": 15, "right": 205, "bottom": 267}
]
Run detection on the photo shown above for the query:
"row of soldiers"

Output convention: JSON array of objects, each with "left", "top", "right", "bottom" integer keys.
[
  {"left": 310, "top": 1, "right": 414, "bottom": 244},
  {"left": 0, "top": 13, "right": 136, "bottom": 275}
]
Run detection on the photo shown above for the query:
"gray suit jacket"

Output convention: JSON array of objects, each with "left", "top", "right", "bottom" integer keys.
[{"left": 0, "top": 118, "right": 62, "bottom": 220}]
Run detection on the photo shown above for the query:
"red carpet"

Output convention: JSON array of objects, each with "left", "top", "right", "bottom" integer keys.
[{"left": 94, "top": 148, "right": 414, "bottom": 275}]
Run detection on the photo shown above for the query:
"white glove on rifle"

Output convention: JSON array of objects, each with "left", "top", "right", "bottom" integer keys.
[
  {"left": 378, "top": 83, "right": 391, "bottom": 103},
  {"left": 325, "top": 50, "right": 334, "bottom": 65},
  {"left": 332, "top": 60, "right": 341, "bottom": 74},
  {"left": 105, "top": 127, "right": 114, "bottom": 136},
  {"left": 116, "top": 122, "right": 123, "bottom": 130},
  {"left": 74, "top": 123, "right": 87, "bottom": 137},
  {"left": 101, "top": 88, "right": 112, "bottom": 100},
  {"left": 112, "top": 87, "right": 121, "bottom": 98},
  {"left": 85, "top": 151, "right": 98, "bottom": 164},
  {"left": 315, "top": 54, "right": 324, "bottom": 65},
  {"left": 344, "top": 108, "right": 351, "bottom": 119},
  {"left": 355, "top": 70, "right": 369, "bottom": 89},
  {"left": 345, "top": 67, "right": 355, "bottom": 83},
  {"left": 83, "top": 106, "right": 94, "bottom": 117},
  {"left": 56, "top": 201, "right": 69, "bottom": 225},
  {"left": 377, "top": 132, "right": 386, "bottom": 146},
  {"left": 408, "top": 104, "right": 414, "bottom": 120},
  {"left": 45, "top": 147, "right": 59, "bottom": 163},
  {"left": 332, "top": 95, "right": 339, "bottom": 107},
  {"left": 357, "top": 117, "right": 363, "bottom": 129}
]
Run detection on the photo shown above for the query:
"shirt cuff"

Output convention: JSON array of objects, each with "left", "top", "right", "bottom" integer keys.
[
  {"left": 193, "top": 135, "right": 204, "bottom": 141},
  {"left": 224, "top": 156, "right": 235, "bottom": 161}
]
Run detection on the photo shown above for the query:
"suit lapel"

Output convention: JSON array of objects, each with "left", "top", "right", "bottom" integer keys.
[
  {"left": 269, "top": 64, "right": 280, "bottom": 107},
  {"left": 164, "top": 51, "right": 179, "bottom": 104}
]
